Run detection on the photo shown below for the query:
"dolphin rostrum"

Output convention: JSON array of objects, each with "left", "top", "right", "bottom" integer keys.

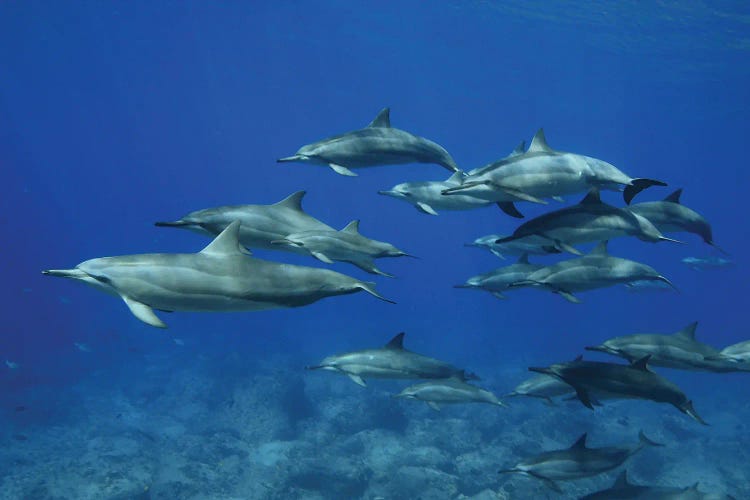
[
  {"left": 393, "top": 375, "right": 506, "bottom": 411},
  {"left": 43, "top": 221, "right": 394, "bottom": 328},
  {"left": 627, "top": 188, "right": 726, "bottom": 254},
  {"left": 306, "top": 332, "right": 477, "bottom": 387},
  {"left": 271, "top": 220, "right": 412, "bottom": 277},
  {"left": 454, "top": 254, "right": 543, "bottom": 300},
  {"left": 530, "top": 355, "right": 707, "bottom": 424},
  {"left": 277, "top": 108, "right": 459, "bottom": 176},
  {"left": 580, "top": 469, "right": 737, "bottom": 500},
  {"left": 465, "top": 234, "right": 561, "bottom": 260},
  {"left": 586, "top": 322, "right": 749, "bottom": 373},
  {"left": 442, "top": 128, "right": 666, "bottom": 217},
  {"left": 154, "top": 191, "right": 334, "bottom": 254},
  {"left": 509, "top": 241, "right": 676, "bottom": 303},
  {"left": 499, "top": 431, "right": 663, "bottom": 493},
  {"left": 494, "top": 188, "right": 682, "bottom": 255},
  {"left": 378, "top": 171, "right": 491, "bottom": 216}
]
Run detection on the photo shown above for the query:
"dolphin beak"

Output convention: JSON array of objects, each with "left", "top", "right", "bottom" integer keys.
[
  {"left": 378, "top": 190, "right": 397, "bottom": 196},
  {"left": 42, "top": 269, "right": 87, "bottom": 279},
  {"left": 584, "top": 345, "right": 613, "bottom": 354},
  {"left": 154, "top": 220, "right": 193, "bottom": 228},
  {"left": 277, "top": 155, "right": 304, "bottom": 163}
]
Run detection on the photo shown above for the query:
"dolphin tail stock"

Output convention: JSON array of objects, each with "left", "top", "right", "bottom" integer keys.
[
  {"left": 356, "top": 281, "right": 396, "bottom": 304},
  {"left": 681, "top": 400, "right": 709, "bottom": 426},
  {"left": 637, "top": 430, "right": 665, "bottom": 448},
  {"left": 623, "top": 178, "right": 668, "bottom": 204}
]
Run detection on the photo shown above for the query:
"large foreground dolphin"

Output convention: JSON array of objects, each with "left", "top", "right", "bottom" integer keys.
[
  {"left": 530, "top": 355, "right": 707, "bottom": 424},
  {"left": 277, "top": 108, "right": 459, "bottom": 176},
  {"left": 154, "top": 191, "right": 333, "bottom": 254},
  {"left": 499, "top": 431, "right": 663, "bottom": 493},
  {"left": 581, "top": 470, "right": 737, "bottom": 500},
  {"left": 510, "top": 241, "right": 676, "bottom": 303},
  {"left": 43, "top": 221, "right": 393, "bottom": 328},
  {"left": 394, "top": 376, "right": 506, "bottom": 411},
  {"left": 627, "top": 188, "right": 725, "bottom": 253},
  {"left": 494, "top": 189, "right": 681, "bottom": 255},
  {"left": 454, "top": 254, "right": 543, "bottom": 300},
  {"left": 307, "top": 332, "right": 477, "bottom": 387},
  {"left": 272, "top": 220, "right": 412, "bottom": 277},
  {"left": 586, "top": 322, "right": 749, "bottom": 373},
  {"left": 443, "top": 129, "right": 666, "bottom": 217}
]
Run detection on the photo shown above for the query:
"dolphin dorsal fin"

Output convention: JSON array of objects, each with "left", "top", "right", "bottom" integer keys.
[
  {"left": 385, "top": 332, "right": 405, "bottom": 349},
  {"left": 674, "top": 321, "right": 698, "bottom": 340},
  {"left": 664, "top": 189, "right": 683, "bottom": 204},
  {"left": 341, "top": 220, "right": 360, "bottom": 234},
  {"left": 590, "top": 241, "right": 609, "bottom": 256},
  {"left": 509, "top": 140, "right": 526, "bottom": 158},
  {"left": 368, "top": 108, "right": 391, "bottom": 128},
  {"left": 274, "top": 191, "right": 306, "bottom": 211},
  {"left": 630, "top": 355, "right": 651, "bottom": 371},
  {"left": 517, "top": 253, "right": 530, "bottom": 265},
  {"left": 579, "top": 188, "right": 602, "bottom": 205},
  {"left": 570, "top": 433, "right": 588, "bottom": 449},
  {"left": 200, "top": 220, "right": 248, "bottom": 256},
  {"left": 528, "top": 128, "right": 553, "bottom": 153},
  {"left": 613, "top": 470, "right": 630, "bottom": 489}
]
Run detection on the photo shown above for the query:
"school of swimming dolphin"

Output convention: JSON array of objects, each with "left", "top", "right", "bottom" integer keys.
[{"left": 43, "top": 108, "right": 741, "bottom": 497}]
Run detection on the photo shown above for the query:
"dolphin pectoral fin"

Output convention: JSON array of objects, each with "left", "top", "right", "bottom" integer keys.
[
  {"left": 416, "top": 202, "right": 439, "bottom": 215},
  {"left": 574, "top": 387, "right": 595, "bottom": 409},
  {"left": 329, "top": 164, "right": 357, "bottom": 176},
  {"left": 524, "top": 472, "right": 562, "bottom": 493},
  {"left": 497, "top": 202, "right": 524, "bottom": 218},
  {"left": 368, "top": 266, "right": 395, "bottom": 278},
  {"left": 356, "top": 281, "right": 396, "bottom": 304},
  {"left": 554, "top": 240, "right": 582, "bottom": 256},
  {"left": 557, "top": 291, "right": 582, "bottom": 303},
  {"left": 311, "top": 252, "right": 335, "bottom": 264},
  {"left": 427, "top": 401, "right": 441, "bottom": 411},
  {"left": 492, "top": 292, "right": 507, "bottom": 300},
  {"left": 347, "top": 374, "right": 367, "bottom": 387},
  {"left": 121, "top": 296, "right": 167, "bottom": 328},
  {"left": 623, "top": 178, "right": 667, "bottom": 204},
  {"left": 490, "top": 249, "right": 506, "bottom": 259}
]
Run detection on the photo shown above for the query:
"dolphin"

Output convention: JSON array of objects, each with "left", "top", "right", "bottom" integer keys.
[
  {"left": 154, "top": 191, "right": 334, "bottom": 254},
  {"left": 530, "top": 355, "right": 707, "bottom": 424},
  {"left": 624, "top": 279, "right": 675, "bottom": 293},
  {"left": 509, "top": 241, "right": 676, "bottom": 303},
  {"left": 277, "top": 108, "right": 459, "bottom": 176},
  {"left": 682, "top": 255, "right": 735, "bottom": 271},
  {"left": 505, "top": 373, "right": 576, "bottom": 404},
  {"left": 585, "top": 322, "right": 749, "bottom": 373},
  {"left": 705, "top": 340, "right": 750, "bottom": 364},
  {"left": 393, "top": 375, "right": 506, "bottom": 411},
  {"left": 307, "top": 332, "right": 477, "bottom": 387},
  {"left": 494, "top": 189, "right": 682, "bottom": 255},
  {"left": 442, "top": 128, "right": 666, "bottom": 217},
  {"left": 465, "top": 234, "right": 561, "bottom": 260},
  {"left": 42, "top": 221, "right": 394, "bottom": 328},
  {"left": 378, "top": 171, "right": 491, "bottom": 215},
  {"left": 580, "top": 470, "right": 737, "bottom": 500},
  {"left": 454, "top": 254, "right": 543, "bottom": 300},
  {"left": 271, "top": 220, "right": 412, "bottom": 277},
  {"left": 627, "top": 188, "right": 726, "bottom": 253},
  {"left": 499, "top": 431, "right": 663, "bottom": 493}
]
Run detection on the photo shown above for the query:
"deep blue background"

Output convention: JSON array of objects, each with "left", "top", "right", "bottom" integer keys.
[{"left": 2, "top": 2, "right": 749, "bottom": 398}]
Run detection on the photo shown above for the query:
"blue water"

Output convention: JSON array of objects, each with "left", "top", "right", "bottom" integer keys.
[{"left": 2, "top": 2, "right": 749, "bottom": 498}]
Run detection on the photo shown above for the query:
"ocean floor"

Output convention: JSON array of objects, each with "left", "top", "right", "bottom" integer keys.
[{"left": 1, "top": 350, "right": 747, "bottom": 500}]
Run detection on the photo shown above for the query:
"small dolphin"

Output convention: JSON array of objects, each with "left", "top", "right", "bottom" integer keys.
[
  {"left": 442, "top": 128, "right": 665, "bottom": 217},
  {"left": 378, "top": 171, "right": 491, "bottom": 215},
  {"left": 454, "top": 254, "right": 543, "bottom": 300},
  {"left": 465, "top": 234, "right": 561, "bottom": 260},
  {"left": 272, "top": 220, "right": 412, "bottom": 277},
  {"left": 307, "top": 332, "right": 477, "bottom": 387},
  {"left": 586, "top": 322, "right": 748, "bottom": 373},
  {"left": 509, "top": 241, "right": 676, "bottom": 303},
  {"left": 627, "top": 188, "right": 726, "bottom": 253},
  {"left": 494, "top": 188, "right": 682, "bottom": 255},
  {"left": 277, "top": 108, "right": 459, "bottom": 176},
  {"left": 705, "top": 340, "right": 750, "bottom": 364},
  {"left": 530, "top": 356, "right": 707, "bottom": 424},
  {"left": 505, "top": 373, "right": 576, "bottom": 404},
  {"left": 73, "top": 342, "right": 92, "bottom": 353},
  {"left": 682, "top": 256, "right": 735, "bottom": 271},
  {"left": 43, "top": 221, "right": 393, "bottom": 328},
  {"left": 5, "top": 360, "right": 19, "bottom": 369},
  {"left": 499, "top": 431, "right": 663, "bottom": 493},
  {"left": 394, "top": 375, "right": 506, "bottom": 411},
  {"left": 155, "top": 191, "right": 333, "bottom": 255},
  {"left": 580, "top": 469, "right": 737, "bottom": 500}
]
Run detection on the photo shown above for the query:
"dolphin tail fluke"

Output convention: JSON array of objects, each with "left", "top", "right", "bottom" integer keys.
[
  {"left": 357, "top": 282, "right": 396, "bottom": 304},
  {"left": 638, "top": 430, "right": 665, "bottom": 448},
  {"left": 624, "top": 178, "right": 667, "bottom": 204},
  {"left": 42, "top": 268, "right": 87, "bottom": 279}
]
